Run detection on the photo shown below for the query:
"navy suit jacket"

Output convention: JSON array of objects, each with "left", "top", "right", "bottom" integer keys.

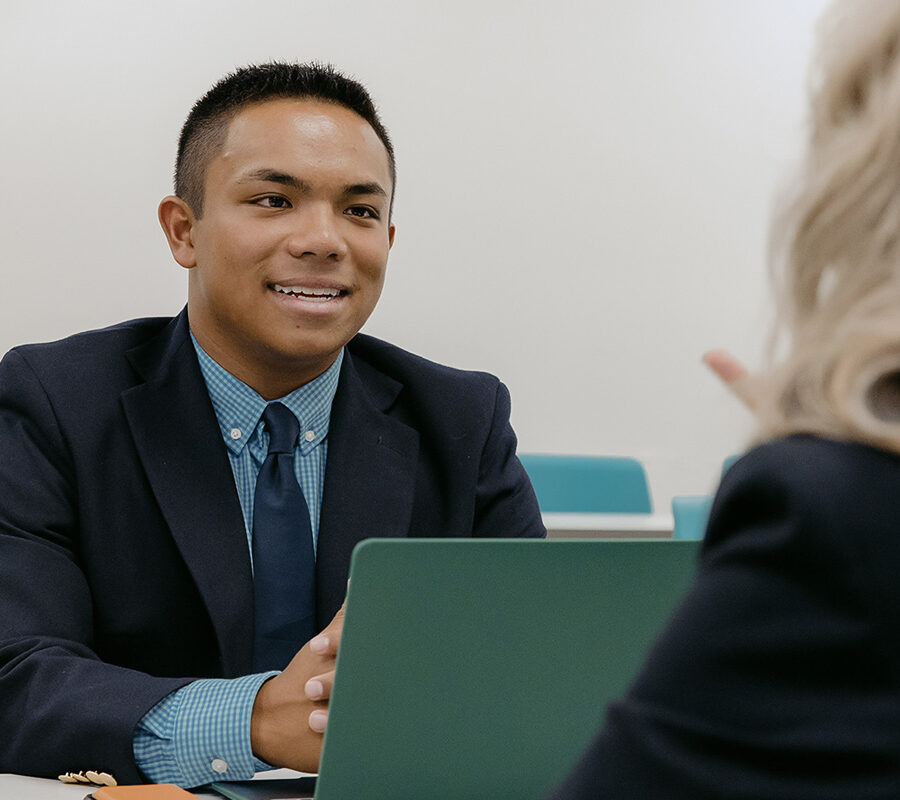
[
  {"left": 548, "top": 435, "right": 900, "bottom": 800},
  {"left": 0, "top": 311, "right": 544, "bottom": 783}
]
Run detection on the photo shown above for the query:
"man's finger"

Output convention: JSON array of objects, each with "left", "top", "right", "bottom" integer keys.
[
  {"left": 304, "top": 668, "right": 335, "bottom": 701},
  {"left": 309, "top": 709, "right": 328, "bottom": 734},
  {"left": 307, "top": 602, "right": 346, "bottom": 656}
]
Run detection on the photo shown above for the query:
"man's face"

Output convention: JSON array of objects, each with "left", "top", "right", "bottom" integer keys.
[{"left": 180, "top": 98, "right": 394, "bottom": 397}]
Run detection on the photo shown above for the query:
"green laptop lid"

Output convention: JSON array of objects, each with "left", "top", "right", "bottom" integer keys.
[{"left": 316, "top": 538, "right": 700, "bottom": 800}]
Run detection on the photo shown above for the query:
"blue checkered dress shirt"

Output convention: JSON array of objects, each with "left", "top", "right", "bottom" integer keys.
[{"left": 132, "top": 335, "right": 343, "bottom": 788}]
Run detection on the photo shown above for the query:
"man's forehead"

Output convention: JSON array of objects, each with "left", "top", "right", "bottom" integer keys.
[
  {"left": 216, "top": 98, "right": 392, "bottom": 182},
  {"left": 223, "top": 99, "right": 381, "bottom": 151}
]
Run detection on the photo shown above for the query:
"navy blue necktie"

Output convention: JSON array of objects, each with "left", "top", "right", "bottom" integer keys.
[{"left": 251, "top": 402, "right": 316, "bottom": 672}]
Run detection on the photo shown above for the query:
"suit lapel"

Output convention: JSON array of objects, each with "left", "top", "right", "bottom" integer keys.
[
  {"left": 121, "top": 312, "right": 254, "bottom": 676},
  {"left": 316, "top": 350, "right": 419, "bottom": 623}
]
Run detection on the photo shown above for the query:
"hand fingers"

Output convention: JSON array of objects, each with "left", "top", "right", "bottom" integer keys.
[
  {"left": 702, "top": 349, "right": 761, "bottom": 412},
  {"left": 304, "top": 668, "right": 335, "bottom": 701},
  {"left": 702, "top": 349, "right": 748, "bottom": 384},
  {"left": 308, "top": 601, "right": 346, "bottom": 656},
  {"left": 309, "top": 709, "right": 328, "bottom": 734},
  {"left": 306, "top": 677, "right": 331, "bottom": 732}
]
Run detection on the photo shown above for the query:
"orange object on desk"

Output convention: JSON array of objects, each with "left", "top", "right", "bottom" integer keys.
[{"left": 90, "top": 785, "right": 196, "bottom": 799}]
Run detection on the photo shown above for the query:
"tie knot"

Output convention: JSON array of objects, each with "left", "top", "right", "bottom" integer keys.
[{"left": 262, "top": 402, "right": 299, "bottom": 455}]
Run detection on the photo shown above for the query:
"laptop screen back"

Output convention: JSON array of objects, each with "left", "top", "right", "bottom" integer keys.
[{"left": 315, "top": 538, "right": 700, "bottom": 800}]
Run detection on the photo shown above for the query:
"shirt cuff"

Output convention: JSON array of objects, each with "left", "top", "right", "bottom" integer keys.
[{"left": 133, "top": 671, "right": 278, "bottom": 788}]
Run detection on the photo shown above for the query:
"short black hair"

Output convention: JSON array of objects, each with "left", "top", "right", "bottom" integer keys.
[{"left": 175, "top": 62, "right": 396, "bottom": 217}]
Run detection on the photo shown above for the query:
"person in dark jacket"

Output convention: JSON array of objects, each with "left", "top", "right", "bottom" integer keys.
[{"left": 549, "top": 2, "right": 900, "bottom": 797}]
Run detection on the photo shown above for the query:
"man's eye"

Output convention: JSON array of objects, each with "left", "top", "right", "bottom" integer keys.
[
  {"left": 346, "top": 206, "right": 377, "bottom": 219},
  {"left": 256, "top": 196, "right": 291, "bottom": 209}
]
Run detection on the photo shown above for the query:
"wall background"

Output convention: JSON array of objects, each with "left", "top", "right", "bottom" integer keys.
[{"left": 0, "top": 0, "right": 831, "bottom": 511}]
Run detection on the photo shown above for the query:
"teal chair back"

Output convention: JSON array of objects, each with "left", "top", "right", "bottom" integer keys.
[
  {"left": 671, "top": 454, "right": 744, "bottom": 540},
  {"left": 671, "top": 495, "right": 713, "bottom": 540},
  {"left": 722, "top": 453, "right": 741, "bottom": 476},
  {"left": 518, "top": 454, "right": 652, "bottom": 513}
]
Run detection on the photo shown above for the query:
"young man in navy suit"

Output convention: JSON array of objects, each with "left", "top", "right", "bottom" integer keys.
[{"left": 0, "top": 63, "right": 544, "bottom": 787}]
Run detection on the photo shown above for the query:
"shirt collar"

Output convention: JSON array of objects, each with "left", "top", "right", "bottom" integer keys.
[{"left": 190, "top": 332, "right": 343, "bottom": 456}]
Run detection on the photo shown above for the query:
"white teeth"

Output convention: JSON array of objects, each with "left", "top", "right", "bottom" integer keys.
[{"left": 272, "top": 283, "right": 341, "bottom": 299}]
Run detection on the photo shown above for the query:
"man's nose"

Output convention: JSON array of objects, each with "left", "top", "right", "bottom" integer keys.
[{"left": 286, "top": 205, "right": 348, "bottom": 261}]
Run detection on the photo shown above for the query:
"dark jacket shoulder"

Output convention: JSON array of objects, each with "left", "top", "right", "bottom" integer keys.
[
  {"left": 724, "top": 433, "right": 900, "bottom": 500},
  {"left": 346, "top": 333, "right": 508, "bottom": 432},
  {"left": 713, "top": 434, "right": 900, "bottom": 552},
  {"left": 348, "top": 333, "right": 501, "bottom": 395},
  {"left": 3, "top": 316, "right": 176, "bottom": 388},
  {"left": 711, "top": 433, "right": 900, "bottom": 619}
]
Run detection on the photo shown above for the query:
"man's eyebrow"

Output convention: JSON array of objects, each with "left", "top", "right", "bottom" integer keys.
[
  {"left": 238, "top": 170, "right": 387, "bottom": 200},
  {"left": 238, "top": 169, "right": 308, "bottom": 190},
  {"left": 343, "top": 182, "right": 388, "bottom": 199}
]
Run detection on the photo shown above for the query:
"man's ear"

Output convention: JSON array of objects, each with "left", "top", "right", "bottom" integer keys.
[
  {"left": 158, "top": 195, "right": 198, "bottom": 269},
  {"left": 388, "top": 223, "right": 396, "bottom": 249}
]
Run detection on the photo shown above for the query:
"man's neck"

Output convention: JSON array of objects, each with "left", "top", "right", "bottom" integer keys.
[{"left": 189, "top": 328, "right": 340, "bottom": 400}]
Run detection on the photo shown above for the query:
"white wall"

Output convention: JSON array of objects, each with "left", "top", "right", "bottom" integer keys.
[{"left": 0, "top": 0, "right": 830, "bottom": 510}]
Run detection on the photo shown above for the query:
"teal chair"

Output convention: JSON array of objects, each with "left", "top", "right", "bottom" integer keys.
[
  {"left": 671, "top": 495, "right": 713, "bottom": 540},
  {"left": 670, "top": 454, "right": 742, "bottom": 540},
  {"left": 722, "top": 453, "right": 741, "bottom": 476},
  {"left": 518, "top": 454, "right": 652, "bottom": 513}
]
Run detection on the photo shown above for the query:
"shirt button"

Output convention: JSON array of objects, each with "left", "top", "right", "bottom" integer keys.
[
  {"left": 230, "top": 428, "right": 242, "bottom": 440},
  {"left": 304, "top": 430, "right": 315, "bottom": 442},
  {"left": 211, "top": 758, "right": 228, "bottom": 774}
]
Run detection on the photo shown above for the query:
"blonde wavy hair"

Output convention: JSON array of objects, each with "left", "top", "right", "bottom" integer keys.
[{"left": 757, "top": 0, "right": 900, "bottom": 452}]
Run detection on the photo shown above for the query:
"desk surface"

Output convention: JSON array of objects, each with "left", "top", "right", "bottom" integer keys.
[
  {"left": 0, "top": 770, "right": 307, "bottom": 799},
  {"left": 543, "top": 512, "right": 673, "bottom": 538}
]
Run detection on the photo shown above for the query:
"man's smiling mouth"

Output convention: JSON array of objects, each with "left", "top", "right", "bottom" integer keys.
[{"left": 270, "top": 283, "right": 346, "bottom": 302}]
